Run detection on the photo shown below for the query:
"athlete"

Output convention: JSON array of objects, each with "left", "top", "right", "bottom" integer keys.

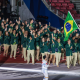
[{"left": 42, "top": 55, "right": 49, "bottom": 80}]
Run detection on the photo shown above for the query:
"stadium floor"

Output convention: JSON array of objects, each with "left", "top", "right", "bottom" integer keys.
[
  {"left": 0, "top": 63, "right": 80, "bottom": 80},
  {"left": 0, "top": 47, "right": 80, "bottom": 80}
]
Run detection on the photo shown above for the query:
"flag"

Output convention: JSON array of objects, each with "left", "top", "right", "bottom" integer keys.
[{"left": 64, "top": 11, "right": 78, "bottom": 41}]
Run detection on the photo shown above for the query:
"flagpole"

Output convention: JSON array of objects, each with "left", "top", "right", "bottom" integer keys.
[{"left": 68, "top": 11, "right": 79, "bottom": 30}]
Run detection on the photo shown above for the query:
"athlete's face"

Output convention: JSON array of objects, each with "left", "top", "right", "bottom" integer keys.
[
  {"left": 68, "top": 40, "right": 71, "bottom": 44},
  {"left": 25, "top": 21, "right": 27, "bottom": 25},
  {"left": 42, "top": 38, "right": 45, "bottom": 42},
  {"left": 75, "top": 39, "right": 77, "bottom": 43},
  {"left": 54, "top": 30, "right": 56, "bottom": 33},
  {"left": 22, "top": 29, "right": 24, "bottom": 33},
  {"left": 6, "top": 32, "right": 8, "bottom": 36},
  {"left": 58, "top": 39, "right": 60, "bottom": 43},
  {"left": 30, "top": 37, "right": 32, "bottom": 40}
]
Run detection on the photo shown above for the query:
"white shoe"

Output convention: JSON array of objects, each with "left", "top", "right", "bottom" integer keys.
[
  {"left": 14, "top": 58, "right": 16, "bottom": 59},
  {"left": 10, "top": 55, "right": 12, "bottom": 58}
]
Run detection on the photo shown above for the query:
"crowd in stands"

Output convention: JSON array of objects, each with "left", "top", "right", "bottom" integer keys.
[{"left": 0, "top": 16, "right": 80, "bottom": 69}]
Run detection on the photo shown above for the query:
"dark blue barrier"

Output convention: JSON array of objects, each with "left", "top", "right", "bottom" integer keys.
[{"left": 23, "top": 0, "right": 64, "bottom": 29}]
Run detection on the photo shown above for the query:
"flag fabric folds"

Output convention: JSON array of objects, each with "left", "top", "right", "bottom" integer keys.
[{"left": 64, "top": 11, "right": 78, "bottom": 41}]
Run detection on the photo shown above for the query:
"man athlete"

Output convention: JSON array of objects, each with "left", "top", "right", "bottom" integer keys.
[{"left": 42, "top": 55, "right": 49, "bottom": 80}]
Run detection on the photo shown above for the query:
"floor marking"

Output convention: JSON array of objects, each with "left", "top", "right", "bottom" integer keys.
[{"left": 0, "top": 67, "right": 80, "bottom": 76}]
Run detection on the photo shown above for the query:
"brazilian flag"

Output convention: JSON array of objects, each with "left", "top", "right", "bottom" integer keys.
[{"left": 64, "top": 11, "right": 78, "bottom": 41}]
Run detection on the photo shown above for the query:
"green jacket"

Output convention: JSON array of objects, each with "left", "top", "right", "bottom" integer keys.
[
  {"left": 21, "top": 35, "right": 28, "bottom": 48},
  {"left": 4, "top": 35, "right": 10, "bottom": 45},
  {"left": 73, "top": 43, "right": 78, "bottom": 53},
  {"left": 56, "top": 42, "right": 63, "bottom": 53},
  {"left": 35, "top": 37, "right": 40, "bottom": 47},
  {"left": 57, "top": 33, "right": 61, "bottom": 39},
  {"left": 0, "top": 35, "right": 3, "bottom": 44},
  {"left": 8, "top": 25, "right": 14, "bottom": 30},
  {"left": 0, "top": 26, "right": 4, "bottom": 33},
  {"left": 51, "top": 40, "right": 56, "bottom": 53},
  {"left": 65, "top": 44, "right": 73, "bottom": 56},
  {"left": 10, "top": 33, "right": 19, "bottom": 45},
  {"left": 29, "top": 23, "right": 35, "bottom": 29},
  {"left": 78, "top": 43, "right": 80, "bottom": 52},
  {"left": 47, "top": 41, "right": 51, "bottom": 49},
  {"left": 27, "top": 35, "right": 35, "bottom": 50},
  {"left": 40, "top": 42, "right": 45, "bottom": 53},
  {"left": 16, "top": 29, "right": 20, "bottom": 34},
  {"left": 24, "top": 25, "right": 30, "bottom": 31},
  {"left": 52, "top": 32, "right": 57, "bottom": 38},
  {"left": 44, "top": 41, "right": 48, "bottom": 52}
]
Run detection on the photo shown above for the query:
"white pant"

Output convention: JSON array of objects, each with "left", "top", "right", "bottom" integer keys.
[{"left": 42, "top": 69, "right": 48, "bottom": 80}]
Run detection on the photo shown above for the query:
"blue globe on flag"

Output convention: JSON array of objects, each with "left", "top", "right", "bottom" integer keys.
[{"left": 65, "top": 22, "right": 71, "bottom": 32}]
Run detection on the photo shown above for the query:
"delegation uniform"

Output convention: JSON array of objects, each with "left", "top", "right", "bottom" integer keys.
[
  {"left": 72, "top": 42, "right": 78, "bottom": 66},
  {"left": 78, "top": 43, "right": 80, "bottom": 65},
  {"left": 10, "top": 33, "right": 18, "bottom": 58},
  {"left": 0, "top": 35, "right": 3, "bottom": 46},
  {"left": 40, "top": 42, "right": 45, "bottom": 61},
  {"left": 27, "top": 35, "right": 35, "bottom": 64},
  {"left": 56, "top": 42, "right": 63, "bottom": 66},
  {"left": 65, "top": 44, "right": 73, "bottom": 68},
  {"left": 4, "top": 35, "right": 10, "bottom": 48},
  {"left": 51, "top": 40, "right": 56, "bottom": 55},
  {"left": 21, "top": 35, "right": 28, "bottom": 61}
]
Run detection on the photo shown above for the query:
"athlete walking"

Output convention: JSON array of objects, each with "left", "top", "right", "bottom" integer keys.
[{"left": 42, "top": 55, "right": 49, "bottom": 80}]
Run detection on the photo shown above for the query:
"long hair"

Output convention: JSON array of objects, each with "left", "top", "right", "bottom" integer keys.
[{"left": 5, "top": 31, "right": 9, "bottom": 36}]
